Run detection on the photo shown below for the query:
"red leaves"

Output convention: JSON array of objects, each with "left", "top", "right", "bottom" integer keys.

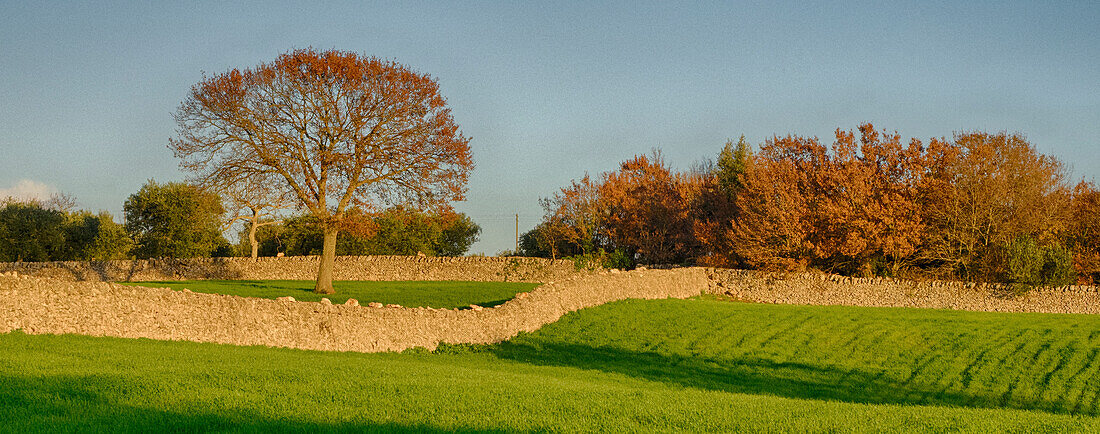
[
  {"left": 1070, "top": 182, "right": 1100, "bottom": 283},
  {"left": 172, "top": 48, "right": 473, "bottom": 224},
  {"left": 600, "top": 153, "right": 700, "bottom": 264},
  {"left": 540, "top": 124, "right": 1082, "bottom": 280}
]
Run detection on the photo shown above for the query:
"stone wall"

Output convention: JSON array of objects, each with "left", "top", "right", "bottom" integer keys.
[
  {"left": 0, "top": 255, "right": 580, "bottom": 283},
  {"left": 0, "top": 268, "right": 710, "bottom": 352},
  {"left": 708, "top": 268, "right": 1100, "bottom": 314},
  {"left": 7, "top": 266, "right": 1100, "bottom": 354}
]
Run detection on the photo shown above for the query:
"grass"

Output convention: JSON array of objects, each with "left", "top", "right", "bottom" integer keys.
[
  {"left": 6, "top": 294, "right": 1100, "bottom": 431},
  {"left": 117, "top": 280, "right": 540, "bottom": 309}
]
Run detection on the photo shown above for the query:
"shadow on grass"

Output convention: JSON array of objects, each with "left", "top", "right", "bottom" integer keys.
[
  {"left": 457, "top": 298, "right": 514, "bottom": 309},
  {"left": 490, "top": 341, "right": 1091, "bottom": 416},
  {"left": 0, "top": 374, "right": 503, "bottom": 433}
]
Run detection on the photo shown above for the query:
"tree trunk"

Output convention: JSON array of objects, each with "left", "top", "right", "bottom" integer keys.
[
  {"left": 248, "top": 218, "right": 259, "bottom": 259},
  {"left": 314, "top": 226, "right": 338, "bottom": 294}
]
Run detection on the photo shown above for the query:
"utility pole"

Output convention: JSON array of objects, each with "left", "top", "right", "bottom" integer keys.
[{"left": 515, "top": 213, "right": 519, "bottom": 253}]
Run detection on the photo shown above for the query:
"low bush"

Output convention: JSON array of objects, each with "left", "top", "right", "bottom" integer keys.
[{"left": 1004, "top": 236, "right": 1075, "bottom": 292}]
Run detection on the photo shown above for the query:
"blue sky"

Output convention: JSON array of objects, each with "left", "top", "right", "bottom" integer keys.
[{"left": 1, "top": 1, "right": 1098, "bottom": 254}]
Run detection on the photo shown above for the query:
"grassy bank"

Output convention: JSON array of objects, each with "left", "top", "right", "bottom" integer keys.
[
  {"left": 5, "top": 296, "right": 1100, "bottom": 431},
  {"left": 118, "top": 280, "right": 540, "bottom": 309}
]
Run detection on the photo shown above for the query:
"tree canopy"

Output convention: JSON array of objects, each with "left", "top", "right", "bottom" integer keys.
[
  {"left": 124, "top": 180, "right": 228, "bottom": 259},
  {"left": 171, "top": 48, "right": 474, "bottom": 293}
]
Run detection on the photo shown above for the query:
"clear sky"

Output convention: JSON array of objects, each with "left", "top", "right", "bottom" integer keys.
[{"left": 1, "top": 1, "right": 1098, "bottom": 254}]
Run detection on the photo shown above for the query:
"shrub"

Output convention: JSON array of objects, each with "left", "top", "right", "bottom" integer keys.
[
  {"left": 1042, "top": 244, "right": 1076, "bottom": 287},
  {"left": 569, "top": 248, "right": 632, "bottom": 271},
  {"left": 1004, "top": 237, "right": 1075, "bottom": 291}
]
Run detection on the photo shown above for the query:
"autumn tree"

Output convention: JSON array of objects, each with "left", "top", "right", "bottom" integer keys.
[
  {"left": 599, "top": 152, "right": 701, "bottom": 264},
  {"left": 171, "top": 49, "right": 473, "bottom": 294},
  {"left": 728, "top": 134, "right": 821, "bottom": 270},
  {"left": 918, "top": 132, "right": 1071, "bottom": 281},
  {"left": 537, "top": 175, "right": 604, "bottom": 259},
  {"left": 1068, "top": 182, "right": 1100, "bottom": 283},
  {"left": 812, "top": 124, "right": 926, "bottom": 276}
]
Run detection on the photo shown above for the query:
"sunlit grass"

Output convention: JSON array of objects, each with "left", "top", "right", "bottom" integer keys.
[
  {"left": 5, "top": 294, "right": 1100, "bottom": 431},
  {"left": 118, "top": 280, "right": 540, "bottom": 309}
]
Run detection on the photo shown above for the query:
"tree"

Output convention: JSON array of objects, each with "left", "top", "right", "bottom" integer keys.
[
  {"left": 918, "top": 132, "right": 1071, "bottom": 280},
  {"left": 0, "top": 201, "right": 66, "bottom": 262},
  {"left": 693, "top": 138, "right": 751, "bottom": 267},
  {"left": 599, "top": 152, "right": 700, "bottom": 264},
  {"left": 812, "top": 124, "right": 926, "bottom": 276},
  {"left": 435, "top": 212, "right": 481, "bottom": 257},
  {"left": 246, "top": 206, "right": 480, "bottom": 257},
  {"left": 124, "top": 180, "right": 227, "bottom": 259},
  {"left": 171, "top": 48, "right": 473, "bottom": 294},
  {"left": 216, "top": 175, "right": 293, "bottom": 259},
  {"left": 61, "top": 211, "right": 132, "bottom": 261},
  {"left": 1069, "top": 181, "right": 1100, "bottom": 283},
  {"left": 715, "top": 136, "right": 751, "bottom": 197},
  {"left": 728, "top": 134, "right": 821, "bottom": 270},
  {"left": 538, "top": 175, "right": 604, "bottom": 259}
]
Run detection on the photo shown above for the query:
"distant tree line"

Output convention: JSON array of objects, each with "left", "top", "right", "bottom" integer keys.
[
  {"left": 0, "top": 180, "right": 481, "bottom": 262},
  {"left": 241, "top": 206, "right": 480, "bottom": 258},
  {"left": 521, "top": 124, "right": 1100, "bottom": 287}
]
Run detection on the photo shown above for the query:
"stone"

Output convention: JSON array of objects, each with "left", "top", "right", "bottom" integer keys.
[
  {"left": 469, "top": 304, "right": 484, "bottom": 311},
  {"left": 386, "top": 304, "right": 403, "bottom": 309},
  {"left": 368, "top": 302, "right": 384, "bottom": 308},
  {"left": 345, "top": 298, "right": 359, "bottom": 307},
  {"left": 320, "top": 298, "right": 332, "bottom": 305},
  {"left": 277, "top": 296, "right": 296, "bottom": 302}
]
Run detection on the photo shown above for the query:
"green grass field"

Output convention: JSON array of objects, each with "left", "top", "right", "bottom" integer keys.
[
  {"left": 5, "top": 293, "right": 1100, "bottom": 432},
  {"left": 117, "top": 280, "right": 540, "bottom": 309}
]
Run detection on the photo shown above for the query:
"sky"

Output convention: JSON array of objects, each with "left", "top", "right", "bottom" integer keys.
[{"left": 1, "top": 1, "right": 1098, "bottom": 255}]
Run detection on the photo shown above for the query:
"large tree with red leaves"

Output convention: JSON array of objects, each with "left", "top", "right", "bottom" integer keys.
[{"left": 171, "top": 49, "right": 473, "bottom": 294}]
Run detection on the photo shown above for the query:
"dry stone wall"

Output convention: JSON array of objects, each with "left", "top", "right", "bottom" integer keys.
[
  {"left": 0, "top": 256, "right": 579, "bottom": 283},
  {"left": 7, "top": 265, "right": 1100, "bottom": 354},
  {"left": 708, "top": 268, "right": 1100, "bottom": 314},
  {"left": 0, "top": 269, "right": 710, "bottom": 352}
]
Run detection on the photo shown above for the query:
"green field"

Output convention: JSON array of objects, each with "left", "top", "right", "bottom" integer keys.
[
  {"left": 5, "top": 295, "right": 1100, "bottom": 432},
  {"left": 118, "top": 280, "right": 540, "bottom": 309}
]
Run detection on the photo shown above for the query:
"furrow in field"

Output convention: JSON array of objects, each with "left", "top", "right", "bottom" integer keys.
[{"left": 1065, "top": 348, "right": 1100, "bottom": 414}]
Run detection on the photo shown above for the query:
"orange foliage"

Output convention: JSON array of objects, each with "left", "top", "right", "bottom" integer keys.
[
  {"left": 171, "top": 48, "right": 473, "bottom": 293},
  {"left": 599, "top": 152, "right": 701, "bottom": 264},
  {"left": 538, "top": 175, "right": 604, "bottom": 259},
  {"left": 812, "top": 124, "right": 926, "bottom": 275},
  {"left": 537, "top": 124, "right": 1092, "bottom": 282},
  {"left": 918, "top": 131, "right": 1071, "bottom": 279},
  {"left": 727, "top": 135, "right": 819, "bottom": 271},
  {"left": 1070, "top": 182, "right": 1100, "bottom": 283}
]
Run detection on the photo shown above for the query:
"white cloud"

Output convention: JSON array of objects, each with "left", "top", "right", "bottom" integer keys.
[{"left": 0, "top": 179, "right": 57, "bottom": 202}]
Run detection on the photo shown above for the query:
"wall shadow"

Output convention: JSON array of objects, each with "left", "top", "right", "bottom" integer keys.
[{"left": 490, "top": 341, "right": 1092, "bottom": 416}]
